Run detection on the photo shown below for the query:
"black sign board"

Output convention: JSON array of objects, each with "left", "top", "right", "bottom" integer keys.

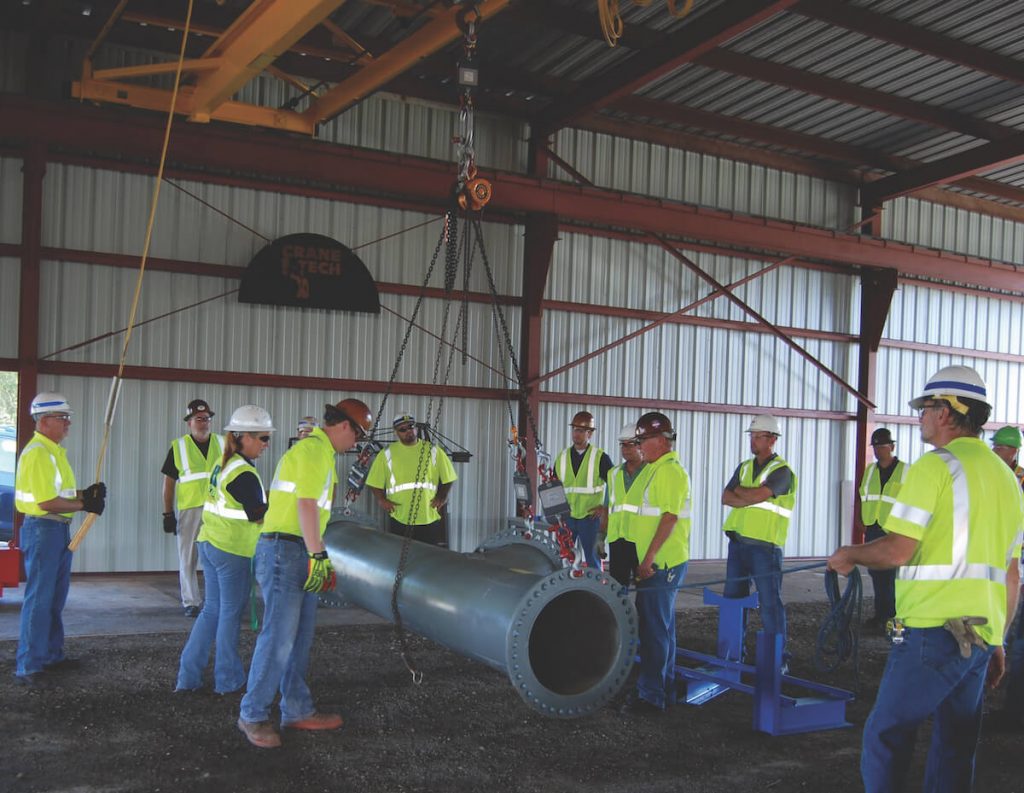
[{"left": 239, "top": 233, "right": 380, "bottom": 313}]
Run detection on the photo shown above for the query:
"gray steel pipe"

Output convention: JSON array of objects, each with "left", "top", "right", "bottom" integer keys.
[{"left": 324, "top": 517, "right": 637, "bottom": 718}]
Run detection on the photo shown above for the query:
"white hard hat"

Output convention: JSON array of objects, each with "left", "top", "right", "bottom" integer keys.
[
  {"left": 746, "top": 415, "right": 781, "bottom": 436},
  {"left": 30, "top": 392, "right": 73, "bottom": 417},
  {"left": 617, "top": 422, "right": 638, "bottom": 443},
  {"left": 908, "top": 365, "right": 990, "bottom": 411},
  {"left": 224, "top": 405, "right": 275, "bottom": 433}
]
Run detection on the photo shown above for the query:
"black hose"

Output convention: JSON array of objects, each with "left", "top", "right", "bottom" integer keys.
[{"left": 814, "top": 568, "right": 862, "bottom": 690}]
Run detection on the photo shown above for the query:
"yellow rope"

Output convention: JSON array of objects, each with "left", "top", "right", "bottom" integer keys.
[
  {"left": 598, "top": 0, "right": 695, "bottom": 48},
  {"left": 69, "top": 0, "right": 195, "bottom": 552}
]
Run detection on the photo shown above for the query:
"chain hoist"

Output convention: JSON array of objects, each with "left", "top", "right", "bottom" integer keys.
[{"left": 454, "top": 4, "right": 491, "bottom": 212}]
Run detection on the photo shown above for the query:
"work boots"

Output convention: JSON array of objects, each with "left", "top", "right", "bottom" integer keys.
[{"left": 237, "top": 718, "right": 281, "bottom": 749}]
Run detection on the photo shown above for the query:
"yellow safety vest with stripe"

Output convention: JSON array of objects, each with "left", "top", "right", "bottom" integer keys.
[
  {"left": 605, "top": 462, "right": 647, "bottom": 543},
  {"left": 884, "top": 437, "right": 1024, "bottom": 646},
  {"left": 199, "top": 454, "right": 265, "bottom": 558},
  {"left": 14, "top": 431, "right": 78, "bottom": 518},
  {"left": 170, "top": 433, "right": 224, "bottom": 511},
  {"left": 263, "top": 426, "right": 336, "bottom": 538},
  {"left": 555, "top": 445, "right": 606, "bottom": 519},
  {"left": 365, "top": 439, "right": 457, "bottom": 526},
  {"left": 620, "top": 451, "right": 690, "bottom": 568},
  {"left": 859, "top": 459, "right": 908, "bottom": 528},
  {"left": 722, "top": 455, "right": 797, "bottom": 547}
]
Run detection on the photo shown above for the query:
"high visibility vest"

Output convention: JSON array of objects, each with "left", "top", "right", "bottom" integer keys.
[
  {"left": 722, "top": 455, "right": 797, "bottom": 548},
  {"left": 199, "top": 454, "right": 265, "bottom": 558},
  {"left": 886, "top": 437, "right": 1024, "bottom": 646},
  {"left": 263, "top": 426, "right": 336, "bottom": 539},
  {"left": 859, "top": 459, "right": 908, "bottom": 528},
  {"left": 365, "top": 439, "right": 457, "bottom": 526},
  {"left": 606, "top": 462, "right": 647, "bottom": 543},
  {"left": 15, "top": 431, "right": 78, "bottom": 518},
  {"left": 620, "top": 451, "right": 690, "bottom": 569},
  {"left": 170, "top": 433, "right": 223, "bottom": 510},
  {"left": 555, "top": 445, "right": 606, "bottom": 519}
]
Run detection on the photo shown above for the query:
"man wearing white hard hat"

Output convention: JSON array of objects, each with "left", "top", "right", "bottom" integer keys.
[
  {"left": 366, "top": 412, "right": 457, "bottom": 547},
  {"left": 161, "top": 398, "right": 223, "bottom": 617},
  {"left": 720, "top": 414, "right": 797, "bottom": 662},
  {"left": 14, "top": 392, "right": 106, "bottom": 686},
  {"left": 828, "top": 365, "right": 1022, "bottom": 790}
]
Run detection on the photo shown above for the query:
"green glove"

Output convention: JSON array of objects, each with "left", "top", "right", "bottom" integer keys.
[{"left": 304, "top": 552, "right": 336, "bottom": 593}]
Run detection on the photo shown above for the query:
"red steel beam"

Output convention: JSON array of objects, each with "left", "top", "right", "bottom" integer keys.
[
  {"left": 531, "top": 0, "right": 800, "bottom": 136},
  {"left": 699, "top": 49, "right": 1013, "bottom": 143},
  {"left": 862, "top": 133, "right": 1024, "bottom": 205},
  {"left": 3, "top": 97, "right": 1023, "bottom": 292},
  {"left": 797, "top": 1, "right": 1024, "bottom": 86}
]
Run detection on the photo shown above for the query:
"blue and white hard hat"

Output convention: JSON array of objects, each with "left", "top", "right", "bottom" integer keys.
[
  {"left": 908, "top": 365, "right": 990, "bottom": 412},
  {"left": 30, "top": 392, "right": 73, "bottom": 417}
]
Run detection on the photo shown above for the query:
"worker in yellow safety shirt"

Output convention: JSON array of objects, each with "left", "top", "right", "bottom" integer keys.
[
  {"left": 991, "top": 425, "right": 1024, "bottom": 491},
  {"left": 829, "top": 365, "right": 1022, "bottom": 792},
  {"left": 366, "top": 412, "right": 457, "bottom": 548},
  {"left": 237, "top": 398, "right": 373, "bottom": 750},
  {"left": 14, "top": 392, "right": 106, "bottom": 686},
  {"left": 554, "top": 410, "right": 613, "bottom": 569},
  {"left": 857, "top": 426, "right": 908, "bottom": 632}
]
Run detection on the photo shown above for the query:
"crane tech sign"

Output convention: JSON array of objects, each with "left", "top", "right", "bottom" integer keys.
[{"left": 239, "top": 232, "right": 380, "bottom": 313}]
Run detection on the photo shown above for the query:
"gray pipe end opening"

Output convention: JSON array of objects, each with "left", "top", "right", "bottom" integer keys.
[{"left": 506, "top": 568, "right": 637, "bottom": 718}]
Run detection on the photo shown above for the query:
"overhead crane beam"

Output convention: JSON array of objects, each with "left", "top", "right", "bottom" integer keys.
[
  {"left": 189, "top": 0, "right": 348, "bottom": 121},
  {"left": 300, "top": 0, "right": 512, "bottom": 126}
]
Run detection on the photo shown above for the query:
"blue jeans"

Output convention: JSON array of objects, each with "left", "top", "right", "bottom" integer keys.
[
  {"left": 240, "top": 537, "right": 319, "bottom": 724},
  {"left": 567, "top": 514, "right": 601, "bottom": 570},
  {"left": 862, "top": 627, "right": 992, "bottom": 793},
  {"left": 723, "top": 538, "right": 787, "bottom": 655},
  {"left": 16, "top": 517, "right": 73, "bottom": 677},
  {"left": 176, "top": 542, "right": 252, "bottom": 694},
  {"left": 635, "top": 561, "right": 686, "bottom": 708}
]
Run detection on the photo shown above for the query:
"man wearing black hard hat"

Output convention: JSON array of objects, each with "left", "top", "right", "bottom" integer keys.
[
  {"left": 857, "top": 427, "right": 907, "bottom": 632},
  {"left": 161, "top": 399, "right": 223, "bottom": 617}
]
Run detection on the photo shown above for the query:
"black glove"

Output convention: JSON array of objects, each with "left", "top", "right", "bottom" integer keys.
[
  {"left": 82, "top": 482, "right": 106, "bottom": 515},
  {"left": 162, "top": 512, "right": 177, "bottom": 535}
]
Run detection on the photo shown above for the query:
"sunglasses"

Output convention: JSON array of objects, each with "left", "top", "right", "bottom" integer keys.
[
  {"left": 396, "top": 424, "right": 416, "bottom": 433},
  {"left": 258, "top": 435, "right": 271, "bottom": 443}
]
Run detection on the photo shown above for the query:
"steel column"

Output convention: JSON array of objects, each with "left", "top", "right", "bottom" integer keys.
[
  {"left": 853, "top": 268, "right": 898, "bottom": 544},
  {"left": 15, "top": 143, "right": 46, "bottom": 549},
  {"left": 518, "top": 213, "right": 558, "bottom": 510}
]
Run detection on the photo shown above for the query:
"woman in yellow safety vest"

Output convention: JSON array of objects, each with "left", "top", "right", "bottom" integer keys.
[{"left": 175, "top": 405, "right": 275, "bottom": 694}]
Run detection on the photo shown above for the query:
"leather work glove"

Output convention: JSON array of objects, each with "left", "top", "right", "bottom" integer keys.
[
  {"left": 162, "top": 512, "right": 177, "bottom": 535},
  {"left": 82, "top": 482, "right": 107, "bottom": 515},
  {"left": 595, "top": 532, "right": 608, "bottom": 560},
  {"left": 304, "top": 551, "right": 337, "bottom": 593},
  {"left": 943, "top": 616, "right": 989, "bottom": 659}
]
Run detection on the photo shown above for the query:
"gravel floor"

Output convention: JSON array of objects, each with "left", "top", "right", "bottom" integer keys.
[{"left": 2, "top": 602, "right": 1021, "bottom": 793}]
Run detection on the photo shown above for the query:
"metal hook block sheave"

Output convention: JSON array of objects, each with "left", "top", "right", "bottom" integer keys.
[{"left": 324, "top": 517, "right": 638, "bottom": 718}]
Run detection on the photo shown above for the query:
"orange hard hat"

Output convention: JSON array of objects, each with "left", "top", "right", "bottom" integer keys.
[
  {"left": 327, "top": 398, "right": 374, "bottom": 434},
  {"left": 570, "top": 410, "right": 596, "bottom": 430}
]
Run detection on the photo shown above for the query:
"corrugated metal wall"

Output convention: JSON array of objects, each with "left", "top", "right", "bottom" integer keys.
[
  {"left": 884, "top": 195, "right": 1024, "bottom": 262},
  {"left": 0, "top": 258, "right": 19, "bottom": 359},
  {"left": 550, "top": 128, "right": 856, "bottom": 229},
  {"left": 4, "top": 35, "right": 1023, "bottom": 572}
]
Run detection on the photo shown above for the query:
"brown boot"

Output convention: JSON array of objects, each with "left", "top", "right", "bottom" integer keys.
[
  {"left": 282, "top": 712, "right": 343, "bottom": 730},
  {"left": 237, "top": 718, "right": 281, "bottom": 748}
]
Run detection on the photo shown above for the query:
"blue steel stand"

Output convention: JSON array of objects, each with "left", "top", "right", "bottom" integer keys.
[{"left": 672, "top": 587, "right": 854, "bottom": 736}]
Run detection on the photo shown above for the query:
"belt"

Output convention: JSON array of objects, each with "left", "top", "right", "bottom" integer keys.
[
  {"left": 726, "top": 531, "right": 776, "bottom": 549},
  {"left": 260, "top": 532, "right": 304, "bottom": 546},
  {"left": 35, "top": 514, "right": 72, "bottom": 525}
]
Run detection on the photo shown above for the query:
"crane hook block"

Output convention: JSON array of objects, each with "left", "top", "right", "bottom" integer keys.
[{"left": 458, "top": 176, "right": 492, "bottom": 211}]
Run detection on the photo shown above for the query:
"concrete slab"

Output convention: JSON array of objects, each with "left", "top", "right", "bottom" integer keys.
[{"left": 0, "top": 558, "right": 861, "bottom": 641}]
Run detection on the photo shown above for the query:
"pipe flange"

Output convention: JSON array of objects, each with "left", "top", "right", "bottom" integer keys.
[
  {"left": 505, "top": 567, "right": 637, "bottom": 718},
  {"left": 475, "top": 521, "right": 563, "bottom": 568}
]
